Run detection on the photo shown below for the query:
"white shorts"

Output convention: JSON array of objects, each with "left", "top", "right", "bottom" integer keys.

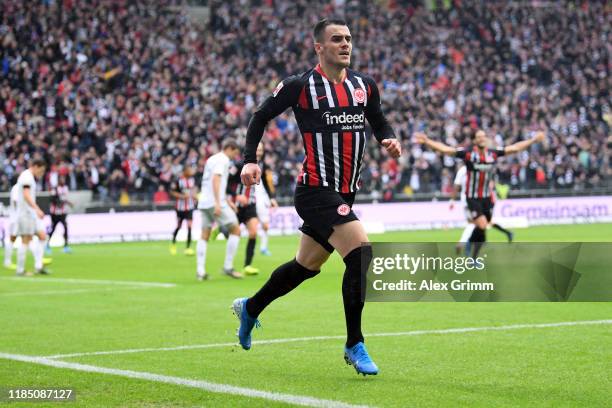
[
  {"left": 15, "top": 214, "right": 36, "bottom": 236},
  {"left": 36, "top": 217, "right": 46, "bottom": 233},
  {"left": 6, "top": 216, "right": 17, "bottom": 237},
  {"left": 255, "top": 184, "right": 271, "bottom": 224},
  {"left": 200, "top": 207, "right": 238, "bottom": 230}
]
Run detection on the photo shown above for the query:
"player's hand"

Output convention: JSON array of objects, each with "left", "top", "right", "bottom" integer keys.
[
  {"left": 241, "top": 163, "right": 261, "bottom": 186},
  {"left": 270, "top": 198, "right": 278, "bottom": 208},
  {"left": 534, "top": 131, "right": 546, "bottom": 143},
  {"left": 381, "top": 139, "right": 401, "bottom": 158},
  {"left": 413, "top": 132, "right": 428, "bottom": 144},
  {"left": 236, "top": 195, "right": 248, "bottom": 206},
  {"left": 214, "top": 203, "right": 221, "bottom": 217},
  {"left": 36, "top": 208, "right": 45, "bottom": 219}
]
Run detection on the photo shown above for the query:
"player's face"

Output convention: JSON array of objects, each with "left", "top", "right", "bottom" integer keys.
[
  {"left": 474, "top": 130, "right": 488, "bottom": 148},
  {"left": 33, "top": 165, "right": 46, "bottom": 179},
  {"left": 256, "top": 144, "right": 264, "bottom": 161},
  {"left": 316, "top": 25, "right": 352, "bottom": 69}
]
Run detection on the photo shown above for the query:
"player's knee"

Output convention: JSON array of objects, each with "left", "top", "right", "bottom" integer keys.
[
  {"left": 294, "top": 259, "right": 320, "bottom": 280},
  {"left": 343, "top": 244, "right": 373, "bottom": 272}
]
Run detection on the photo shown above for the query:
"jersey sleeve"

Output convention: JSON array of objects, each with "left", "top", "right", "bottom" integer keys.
[
  {"left": 243, "top": 75, "right": 304, "bottom": 163},
  {"left": 363, "top": 76, "right": 395, "bottom": 143},
  {"left": 493, "top": 148, "right": 505, "bottom": 158},
  {"left": 226, "top": 162, "right": 242, "bottom": 198}
]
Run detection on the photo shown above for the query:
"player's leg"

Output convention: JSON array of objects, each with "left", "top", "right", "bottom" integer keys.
[
  {"left": 184, "top": 211, "right": 194, "bottom": 255},
  {"left": 256, "top": 199, "right": 271, "bottom": 255},
  {"left": 47, "top": 215, "right": 59, "bottom": 253},
  {"left": 34, "top": 226, "right": 50, "bottom": 274},
  {"left": 222, "top": 220, "right": 243, "bottom": 279},
  {"left": 457, "top": 222, "right": 475, "bottom": 255},
  {"left": 196, "top": 209, "right": 214, "bottom": 280},
  {"left": 61, "top": 216, "right": 72, "bottom": 253},
  {"left": 491, "top": 222, "right": 513, "bottom": 242},
  {"left": 243, "top": 211, "right": 260, "bottom": 275},
  {"left": 234, "top": 232, "right": 328, "bottom": 350},
  {"left": 469, "top": 215, "right": 488, "bottom": 258},
  {"left": 16, "top": 235, "right": 31, "bottom": 275},
  {"left": 170, "top": 213, "right": 183, "bottom": 255}
]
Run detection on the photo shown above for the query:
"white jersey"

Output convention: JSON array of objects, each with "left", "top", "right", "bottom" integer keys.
[
  {"left": 16, "top": 169, "right": 37, "bottom": 216},
  {"left": 198, "top": 152, "right": 231, "bottom": 210},
  {"left": 453, "top": 166, "right": 467, "bottom": 205}
]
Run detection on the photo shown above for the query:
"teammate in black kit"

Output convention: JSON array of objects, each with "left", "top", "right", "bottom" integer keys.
[
  {"left": 227, "top": 160, "right": 260, "bottom": 276},
  {"left": 169, "top": 166, "right": 198, "bottom": 256},
  {"left": 415, "top": 129, "right": 545, "bottom": 257},
  {"left": 232, "top": 18, "right": 401, "bottom": 376},
  {"left": 47, "top": 176, "right": 73, "bottom": 254}
]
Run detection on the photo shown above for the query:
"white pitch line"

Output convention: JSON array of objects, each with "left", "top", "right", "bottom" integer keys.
[
  {"left": 0, "top": 352, "right": 369, "bottom": 408},
  {"left": 44, "top": 319, "right": 612, "bottom": 360},
  {"left": 0, "top": 277, "right": 176, "bottom": 288},
  {"left": 0, "top": 287, "right": 150, "bottom": 297}
]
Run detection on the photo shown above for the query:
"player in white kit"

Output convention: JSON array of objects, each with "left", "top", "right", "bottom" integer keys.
[
  {"left": 14, "top": 159, "right": 50, "bottom": 276},
  {"left": 196, "top": 139, "right": 243, "bottom": 280}
]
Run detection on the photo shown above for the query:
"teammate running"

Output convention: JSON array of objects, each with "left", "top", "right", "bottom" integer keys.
[
  {"left": 170, "top": 166, "right": 198, "bottom": 256},
  {"left": 416, "top": 129, "right": 545, "bottom": 257},
  {"left": 233, "top": 18, "right": 401, "bottom": 376}
]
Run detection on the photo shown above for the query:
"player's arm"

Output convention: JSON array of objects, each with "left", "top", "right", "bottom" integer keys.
[
  {"left": 23, "top": 186, "right": 44, "bottom": 219},
  {"left": 503, "top": 131, "right": 545, "bottom": 155},
  {"left": 242, "top": 76, "right": 303, "bottom": 185},
  {"left": 363, "top": 77, "right": 401, "bottom": 158},
  {"left": 168, "top": 181, "right": 185, "bottom": 199},
  {"left": 414, "top": 132, "right": 457, "bottom": 156},
  {"left": 212, "top": 173, "right": 222, "bottom": 213}
]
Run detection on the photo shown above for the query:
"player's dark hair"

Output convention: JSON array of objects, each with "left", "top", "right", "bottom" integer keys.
[
  {"left": 222, "top": 138, "right": 239, "bottom": 151},
  {"left": 30, "top": 158, "right": 47, "bottom": 168},
  {"left": 313, "top": 18, "right": 348, "bottom": 42}
]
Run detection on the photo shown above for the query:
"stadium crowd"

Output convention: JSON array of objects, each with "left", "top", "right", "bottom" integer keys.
[{"left": 0, "top": 0, "right": 609, "bottom": 203}]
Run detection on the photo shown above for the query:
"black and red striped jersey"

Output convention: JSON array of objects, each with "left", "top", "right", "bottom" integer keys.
[
  {"left": 49, "top": 185, "right": 69, "bottom": 215},
  {"left": 227, "top": 162, "right": 256, "bottom": 207},
  {"left": 172, "top": 176, "right": 197, "bottom": 211},
  {"left": 455, "top": 146, "right": 505, "bottom": 200},
  {"left": 244, "top": 64, "right": 395, "bottom": 193}
]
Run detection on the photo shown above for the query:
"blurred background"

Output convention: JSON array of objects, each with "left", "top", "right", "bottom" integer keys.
[{"left": 0, "top": 0, "right": 609, "bottom": 214}]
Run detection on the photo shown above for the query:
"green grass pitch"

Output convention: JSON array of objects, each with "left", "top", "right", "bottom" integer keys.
[{"left": 1, "top": 223, "right": 611, "bottom": 407}]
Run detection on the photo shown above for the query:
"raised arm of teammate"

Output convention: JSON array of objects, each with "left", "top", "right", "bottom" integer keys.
[
  {"left": 363, "top": 77, "right": 401, "bottom": 158},
  {"left": 503, "top": 131, "right": 546, "bottom": 154},
  {"left": 413, "top": 132, "right": 457, "bottom": 155}
]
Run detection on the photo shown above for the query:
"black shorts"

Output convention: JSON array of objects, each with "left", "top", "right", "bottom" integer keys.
[
  {"left": 237, "top": 204, "right": 258, "bottom": 225},
  {"left": 51, "top": 214, "right": 67, "bottom": 224},
  {"left": 294, "top": 185, "right": 358, "bottom": 253},
  {"left": 466, "top": 198, "right": 493, "bottom": 222},
  {"left": 176, "top": 210, "right": 194, "bottom": 221}
]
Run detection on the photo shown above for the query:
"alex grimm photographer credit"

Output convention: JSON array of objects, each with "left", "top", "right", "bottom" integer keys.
[{"left": 0, "top": 1, "right": 610, "bottom": 407}]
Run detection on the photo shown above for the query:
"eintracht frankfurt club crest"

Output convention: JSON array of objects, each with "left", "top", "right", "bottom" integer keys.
[{"left": 353, "top": 88, "right": 366, "bottom": 104}]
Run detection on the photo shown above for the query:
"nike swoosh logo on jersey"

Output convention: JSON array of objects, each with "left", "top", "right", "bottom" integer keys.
[{"left": 317, "top": 95, "right": 327, "bottom": 100}]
